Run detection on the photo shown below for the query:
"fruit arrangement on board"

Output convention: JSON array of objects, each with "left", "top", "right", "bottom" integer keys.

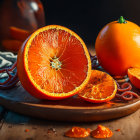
[{"left": 1, "top": 16, "right": 140, "bottom": 104}]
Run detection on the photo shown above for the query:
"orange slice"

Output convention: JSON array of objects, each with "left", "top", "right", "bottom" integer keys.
[
  {"left": 128, "top": 68, "right": 140, "bottom": 89},
  {"left": 78, "top": 70, "right": 117, "bottom": 103},
  {"left": 10, "top": 26, "right": 31, "bottom": 41},
  {"left": 2, "top": 39, "right": 23, "bottom": 53},
  {"left": 65, "top": 127, "right": 91, "bottom": 138},
  {"left": 17, "top": 25, "right": 91, "bottom": 100},
  {"left": 91, "top": 125, "right": 113, "bottom": 138}
]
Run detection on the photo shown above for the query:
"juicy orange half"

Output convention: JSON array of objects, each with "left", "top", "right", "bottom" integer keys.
[
  {"left": 17, "top": 25, "right": 91, "bottom": 100},
  {"left": 128, "top": 68, "right": 140, "bottom": 89},
  {"left": 78, "top": 70, "right": 117, "bottom": 103}
]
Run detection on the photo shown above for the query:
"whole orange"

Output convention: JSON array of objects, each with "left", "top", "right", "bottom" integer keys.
[{"left": 95, "top": 16, "right": 140, "bottom": 76}]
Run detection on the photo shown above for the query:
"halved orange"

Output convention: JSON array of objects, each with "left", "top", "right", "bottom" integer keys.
[
  {"left": 10, "top": 26, "right": 31, "bottom": 41},
  {"left": 17, "top": 25, "right": 91, "bottom": 100},
  {"left": 128, "top": 68, "right": 140, "bottom": 89},
  {"left": 78, "top": 70, "right": 117, "bottom": 103}
]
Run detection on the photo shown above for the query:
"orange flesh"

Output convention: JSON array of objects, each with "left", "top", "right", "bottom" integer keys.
[
  {"left": 128, "top": 68, "right": 140, "bottom": 89},
  {"left": 91, "top": 125, "right": 113, "bottom": 138},
  {"left": 128, "top": 68, "right": 140, "bottom": 78},
  {"left": 27, "top": 29, "right": 88, "bottom": 93},
  {"left": 65, "top": 127, "right": 91, "bottom": 138},
  {"left": 79, "top": 70, "right": 116, "bottom": 100}
]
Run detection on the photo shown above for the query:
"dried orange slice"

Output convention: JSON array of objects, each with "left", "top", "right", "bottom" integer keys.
[
  {"left": 78, "top": 70, "right": 117, "bottom": 103},
  {"left": 91, "top": 125, "right": 113, "bottom": 138},
  {"left": 128, "top": 68, "right": 140, "bottom": 89},
  {"left": 10, "top": 26, "right": 31, "bottom": 41},
  {"left": 17, "top": 25, "right": 91, "bottom": 100},
  {"left": 65, "top": 127, "right": 91, "bottom": 138}
]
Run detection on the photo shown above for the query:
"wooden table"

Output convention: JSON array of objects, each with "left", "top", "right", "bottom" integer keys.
[{"left": 0, "top": 105, "right": 140, "bottom": 140}]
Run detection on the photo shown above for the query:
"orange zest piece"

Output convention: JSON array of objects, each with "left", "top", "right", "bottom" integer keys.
[
  {"left": 91, "top": 125, "right": 113, "bottom": 138},
  {"left": 78, "top": 70, "right": 117, "bottom": 103},
  {"left": 65, "top": 127, "right": 91, "bottom": 138},
  {"left": 10, "top": 26, "right": 31, "bottom": 41},
  {"left": 17, "top": 25, "right": 91, "bottom": 100},
  {"left": 2, "top": 39, "right": 22, "bottom": 53},
  {"left": 128, "top": 68, "right": 140, "bottom": 89}
]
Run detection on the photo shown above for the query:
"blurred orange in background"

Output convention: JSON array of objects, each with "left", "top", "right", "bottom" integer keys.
[{"left": 0, "top": 0, "right": 45, "bottom": 52}]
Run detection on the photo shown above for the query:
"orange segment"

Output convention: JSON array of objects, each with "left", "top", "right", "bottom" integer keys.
[
  {"left": 78, "top": 70, "right": 117, "bottom": 103},
  {"left": 128, "top": 68, "right": 140, "bottom": 89},
  {"left": 91, "top": 125, "right": 113, "bottom": 138},
  {"left": 17, "top": 25, "right": 91, "bottom": 100},
  {"left": 10, "top": 26, "right": 31, "bottom": 41},
  {"left": 2, "top": 39, "right": 22, "bottom": 52}
]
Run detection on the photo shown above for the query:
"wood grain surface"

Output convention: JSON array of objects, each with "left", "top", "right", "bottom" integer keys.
[{"left": 0, "top": 108, "right": 140, "bottom": 140}]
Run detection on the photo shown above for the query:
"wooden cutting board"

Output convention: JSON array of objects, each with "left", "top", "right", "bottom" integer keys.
[{"left": 0, "top": 83, "right": 140, "bottom": 122}]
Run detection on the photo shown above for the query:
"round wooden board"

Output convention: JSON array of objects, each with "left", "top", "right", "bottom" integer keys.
[{"left": 0, "top": 83, "right": 140, "bottom": 122}]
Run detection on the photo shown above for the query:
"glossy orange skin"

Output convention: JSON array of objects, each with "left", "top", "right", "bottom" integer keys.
[{"left": 95, "top": 21, "right": 140, "bottom": 76}]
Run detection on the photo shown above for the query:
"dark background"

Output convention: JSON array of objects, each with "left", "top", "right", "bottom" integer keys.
[
  {"left": 1, "top": 0, "right": 140, "bottom": 46},
  {"left": 41, "top": 0, "right": 140, "bottom": 46}
]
